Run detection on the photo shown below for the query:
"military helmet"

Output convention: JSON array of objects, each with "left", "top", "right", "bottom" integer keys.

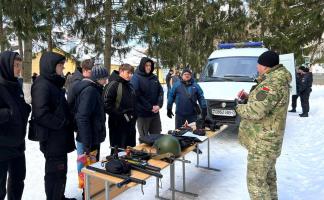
[{"left": 153, "top": 135, "right": 181, "bottom": 157}]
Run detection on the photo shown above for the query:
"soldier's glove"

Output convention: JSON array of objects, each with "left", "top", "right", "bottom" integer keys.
[
  {"left": 167, "top": 109, "right": 174, "bottom": 118},
  {"left": 237, "top": 89, "right": 248, "bottom": 104},
  {"left": 234, "top": 98, "right": 241, "bottom": 109}
]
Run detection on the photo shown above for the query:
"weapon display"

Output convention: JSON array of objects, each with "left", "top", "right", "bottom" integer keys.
[
  {"left": 86, "top": 165, "right": 146, "bottom": 188},
  {"left": 105, "top": 155, "right": 163, "bottom": 178},
  {"left": 120, "top": 157, "right": 161, "bottom": 172}
]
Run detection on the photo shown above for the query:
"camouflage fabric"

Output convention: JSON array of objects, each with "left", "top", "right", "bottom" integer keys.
[
  {"left": 236, "top": 64, "right": 291, "bottom": 200},
  {"left": 236, "top": 64, "right": 291, "bottom": 157},
  {"left": 247, "top": 151, "right": 278, "bottom": 200}
]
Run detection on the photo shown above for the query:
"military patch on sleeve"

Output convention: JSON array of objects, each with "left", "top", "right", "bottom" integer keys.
[
  {"left": 256, "top": 90, "right": 268, "bottom": 101},
  {"left": 261, "top": 87, "right": 270, "bottom": 92}
]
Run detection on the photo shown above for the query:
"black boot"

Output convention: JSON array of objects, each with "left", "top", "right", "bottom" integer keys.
[
  {"left": 299, "top": 113, "right": 308, "bottom": 117},
  {"left": 288, "top": 109, "right": 296, "bottom": 112}
]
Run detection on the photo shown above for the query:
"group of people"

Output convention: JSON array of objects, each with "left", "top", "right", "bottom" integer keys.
[
  {"left": 1, "top": 49, "right": 303, "bottom": 200},
  {"left": 0, "top": 50, "right": 207, "bottom": 200},
  {"left": 288, "top": 65, "right": 313, "bottom": 117}
]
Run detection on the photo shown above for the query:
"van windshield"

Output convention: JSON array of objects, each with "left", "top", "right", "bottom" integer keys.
[{"left": 201, "top": 57, "right": 258, "bottom": 82}]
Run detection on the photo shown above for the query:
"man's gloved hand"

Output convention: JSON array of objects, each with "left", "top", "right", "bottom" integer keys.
[
  {"left": 123, "top": 113, "right": 134, "bottom": 122},
  {"left": 167, "top": 109, "right": 174, "bottom": 118},
  {"left": 237, "top": 89, "right": 249, "bottom": 104},
  {"left": 121, "top": 109, "right": 134, "bottom": 122},
  {"left": 234, "top": 98, "right": 241, "bottom": 108}
]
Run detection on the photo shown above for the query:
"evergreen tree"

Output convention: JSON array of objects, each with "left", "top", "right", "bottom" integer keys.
[
  {"left": 124, "top": 0, "right": 249, "bottom": 72},
  {"left": 0, "top": 0, "right": 6, "bottom": 52},
  {"left": 248, "top": 0, "right": 324, "bottom": 65},
  {"left": 2, "top": 0, "right": 43, "bottom": 82},
  {"left": 65, "top": 0, "right": 128, "bottom": 73}
]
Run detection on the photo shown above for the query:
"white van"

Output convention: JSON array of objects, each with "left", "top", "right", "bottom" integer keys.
[{"left": 198, "top": 42, "right": 296, "bottom": 124}]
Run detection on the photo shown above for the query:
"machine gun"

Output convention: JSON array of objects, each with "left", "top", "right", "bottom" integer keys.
[
  {"left": 105, "top": 153, "right": 163, "bottom": 178},
  {"left": 86, "top": 165, "right": 146, "bottom": 188}
]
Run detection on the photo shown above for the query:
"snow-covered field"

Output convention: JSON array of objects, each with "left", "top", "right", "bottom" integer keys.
[{"left": 20, "top": 85, "right": 324, "bottom": 200}]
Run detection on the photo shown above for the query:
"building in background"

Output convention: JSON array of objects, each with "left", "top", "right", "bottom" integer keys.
[{"left": 32, "top": 48, "right": 77, "bottom": 75}]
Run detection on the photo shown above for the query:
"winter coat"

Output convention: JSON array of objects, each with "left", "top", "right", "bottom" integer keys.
[
  {"left": 103, "top": 70, "right": 137, "bottom": 148},
  {"left": 130, "top": 57, "right": 164, "bottom": 118},
  {"left": 236, "top": 64, "right": 292, "bottom": 158},
  {"left": 0, "top": 51, "right": 31, "bottom": 161},
  {"left": 167, "top": 78, "right": 206, "bottom": 116},
  {"left": 104, "top": 70, "right": 136, "bottom": 121},
  {"left": 300, "top": 72, "right": 313, "bottom": 94},
  {"left": 31, "top": 52, "right": 75, "bottom": 156},
  {"left": 67, "top": 67, "right": 83, "bottom": 103},
  {"left": 295, "top": 72, "right": 302, "bottom": 94},
  {"left": 74, "top": 78, "right": 106, "bottom": 147},
  {"left": 166, "top": 73, "right": 172, "bottom": 89}
]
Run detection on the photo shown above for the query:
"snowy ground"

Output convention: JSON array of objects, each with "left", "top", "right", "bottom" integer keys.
[{"left": 20, "top": 85, "right": 324, "bottom": 200}]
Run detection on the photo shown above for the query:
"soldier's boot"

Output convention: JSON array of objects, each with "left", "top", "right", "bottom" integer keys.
[
  {"left": 299, "top": 113, "right": 308, "bottom": 117},
  {"left": 288, "top": 109, "right": 296, "bottom": 112}
]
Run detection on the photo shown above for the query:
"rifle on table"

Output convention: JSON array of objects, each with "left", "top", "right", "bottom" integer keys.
[
  {"left": 86, "top": 165, "right": 146, "bottom": 188},
  {"left": 111, "top": 146, "right": 175, "bottom": 161},
  {"left": 121, "top": 156, "right": 161, "bottom": 172},
  {"left": 105, "top": 155, "right": 163, "bottom": 178}
]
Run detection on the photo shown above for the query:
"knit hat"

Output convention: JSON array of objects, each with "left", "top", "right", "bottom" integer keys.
[
  {"left": 181, "top": 68, "right": 192, "bottom": 75},
  {"left": 91, "top": 65, "right": 109, "bottom": 81},
  {"left": 257, "top": 51, "right": 279, "bottom": 68}
]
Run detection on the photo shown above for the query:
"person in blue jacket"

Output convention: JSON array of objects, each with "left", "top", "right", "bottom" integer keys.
[
  {"left": 167, "top": 68, "right": 207, "bottom": 129},
  {"left": 131, "top": 57, "right": 164, "bottom": 137}
]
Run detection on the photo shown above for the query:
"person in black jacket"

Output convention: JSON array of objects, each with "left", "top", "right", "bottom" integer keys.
[
  {"left": 0, "top": 51, "right": 31, "bottom": 200},
  {"left": 104, "top": 64, "right": 136, "bottom": 154},
  {"left": 130, "top": 57, "right": 163, "bottom": 137},
  {"left": 73, "top": 65, "right": 108, "bottom": 189},
  {"left": 31, "top": 52, "right": 76, "bottom": 200},
  {"left": 289, "top": 66, "right": 305, "bottom": 112},
  {"left": 67, "top": 59, "right": 93, "bottom": 102},
  {"left": 299, "top": 67, "right": 313, "bottom": 117}
]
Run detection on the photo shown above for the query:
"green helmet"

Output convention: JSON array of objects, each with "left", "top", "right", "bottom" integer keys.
[{"left": 153, "top": 135, "right": 181, "bottom": 157}]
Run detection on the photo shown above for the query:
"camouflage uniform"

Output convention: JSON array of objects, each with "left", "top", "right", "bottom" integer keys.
[{"left": 236, "top": 64, "right": 292, "bottom": 200}]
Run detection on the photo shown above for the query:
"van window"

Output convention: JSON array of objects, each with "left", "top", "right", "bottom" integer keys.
[{"left": 201, "top": 57, "right": 258, "bottom": 82}]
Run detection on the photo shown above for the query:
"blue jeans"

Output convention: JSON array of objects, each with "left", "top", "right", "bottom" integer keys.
[
  {"left": 76, "top": 142, "right": 100, "bottom": 173},
  {"left": 76, "top": 142, "right": 85, "bottom": 173}
]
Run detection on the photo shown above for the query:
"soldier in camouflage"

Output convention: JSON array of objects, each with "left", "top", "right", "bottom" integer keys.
[{"left": 236, "top": 51, "right": 292, "bottom": 200}]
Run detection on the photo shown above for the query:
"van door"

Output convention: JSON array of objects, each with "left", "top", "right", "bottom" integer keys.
[{"left": 280, "top": 53, "right": 296, "bottom": 95}]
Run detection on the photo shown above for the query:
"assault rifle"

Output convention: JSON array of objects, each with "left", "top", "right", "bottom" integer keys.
[
  {"left": 105, "top": 155, "right": 163, "bottom": 178},
  {"left": 121, "top": 157, "right": 161, "bottom": 172},
  {"left": 86, "top": 165, "right": 146, "bottom": 188}
]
